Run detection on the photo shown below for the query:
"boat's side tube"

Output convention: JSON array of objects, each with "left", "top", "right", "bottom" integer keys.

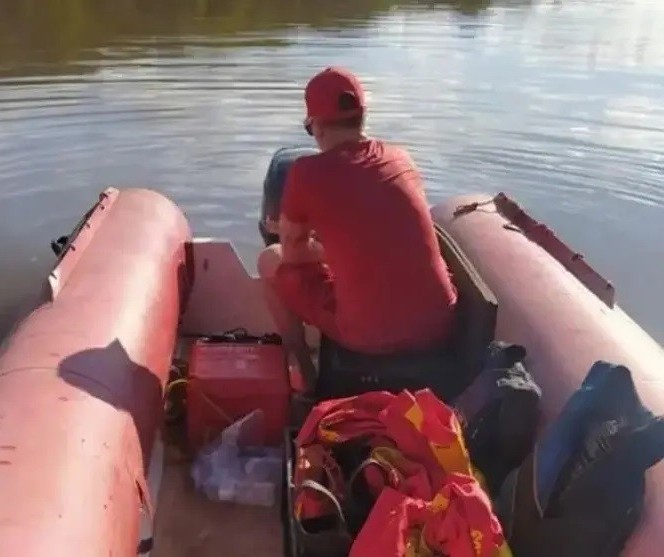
[
  {"left": 0, "top": 188, "right": 191, "bottom": 557},
  {"left": 432, "top": 194, "right": 664, "bottom": 557}
]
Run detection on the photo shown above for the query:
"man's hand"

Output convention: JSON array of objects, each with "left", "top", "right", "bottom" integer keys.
[
  {"left": 307, "top": 236, "right": 325, "bottom": 260},
  {"left": 279, "top": 215, "right": 323, "bottom": 264}
]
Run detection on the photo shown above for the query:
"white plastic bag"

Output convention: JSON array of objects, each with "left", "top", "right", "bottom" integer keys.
[{"left": 190, "top": 409, "right": 283, "bottom": 507}]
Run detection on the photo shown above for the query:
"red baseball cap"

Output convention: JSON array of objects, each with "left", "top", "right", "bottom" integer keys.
[{"left": 304, "top": 66, "right": 366, "bottom": 125}]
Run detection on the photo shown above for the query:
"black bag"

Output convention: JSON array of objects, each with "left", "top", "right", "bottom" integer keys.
[
  {"left": 453, "top": 341, "right": 542, "bottom": 496},
  {"left": 496, "top": 361, "right": 664, "bottom": 557}
]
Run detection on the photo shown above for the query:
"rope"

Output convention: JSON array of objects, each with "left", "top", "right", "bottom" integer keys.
[{"left": 453, "top": 196, "right": 497, "bottom": 217}]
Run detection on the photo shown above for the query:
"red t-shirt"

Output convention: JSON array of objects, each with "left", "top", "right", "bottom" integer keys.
[{"left": 280, "top": 138, "right": 457, "bottom": 354}]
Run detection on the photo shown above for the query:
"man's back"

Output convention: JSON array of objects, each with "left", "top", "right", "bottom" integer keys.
[{"left": 281, "top": 138, "right": 457, "bottom": 354}]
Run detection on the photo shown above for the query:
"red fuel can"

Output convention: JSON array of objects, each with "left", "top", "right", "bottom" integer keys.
[{"left": 186, "top": 333, "right": 291, "bottom": 449}]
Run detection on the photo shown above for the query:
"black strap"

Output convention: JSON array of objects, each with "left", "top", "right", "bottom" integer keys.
[
  {"left": 137, "top": 537, "right": 153, "bottom": 554},
  {"left": 182, "top": 328, "right": 283, "bottom": 345}
]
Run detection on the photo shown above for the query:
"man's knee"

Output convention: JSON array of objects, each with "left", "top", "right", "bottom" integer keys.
[{"left": 257, "top": 244, "right": 283, "bottom": 279}]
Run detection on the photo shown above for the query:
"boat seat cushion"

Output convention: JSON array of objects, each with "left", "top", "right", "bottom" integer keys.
[{"left": 316, "top": 336, "right": 461, "bottom": 401}]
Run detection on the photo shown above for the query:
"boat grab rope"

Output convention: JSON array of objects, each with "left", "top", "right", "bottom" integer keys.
[
  {"left": 451, "top": 192, "right": 616, "bottom": 308},
  {"left": 453, "top": 197, "right": 497, "bottom": 217}
]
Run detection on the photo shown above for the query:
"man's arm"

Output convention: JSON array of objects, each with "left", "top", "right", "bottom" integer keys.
[{"left": 278, "top": 161, "right": 324, "bottom": 264}]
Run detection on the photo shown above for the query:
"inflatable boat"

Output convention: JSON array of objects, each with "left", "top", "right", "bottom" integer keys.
[{"left": 0, "top": 147, "right": 663, "bottom": 557}]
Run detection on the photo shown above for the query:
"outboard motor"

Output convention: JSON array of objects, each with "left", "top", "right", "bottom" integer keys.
[{"left": 259, "top": 146, "right": 318, "bottom": 246}]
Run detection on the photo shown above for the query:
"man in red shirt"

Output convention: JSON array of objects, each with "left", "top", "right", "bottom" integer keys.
[{"left": 257, "top": 66, "right": 457, "bottom": 394}]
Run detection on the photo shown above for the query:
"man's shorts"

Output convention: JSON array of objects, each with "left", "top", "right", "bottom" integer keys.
[{"left": 273, "top": 261, "right": 340, "bottom": 340}]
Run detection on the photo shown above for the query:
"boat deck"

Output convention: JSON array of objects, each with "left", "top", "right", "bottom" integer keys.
[{"left": 152, "top": 440, "right": 283, "bottom": 557}]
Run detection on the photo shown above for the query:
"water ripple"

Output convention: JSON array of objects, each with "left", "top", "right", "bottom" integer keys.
[{"left": 0, "top": 0, "right": 663, "bottom": 341}]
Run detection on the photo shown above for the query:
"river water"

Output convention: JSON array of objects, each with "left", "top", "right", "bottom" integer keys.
[{"left": 0, "top": 0, "right": 662, "bottom": 342}]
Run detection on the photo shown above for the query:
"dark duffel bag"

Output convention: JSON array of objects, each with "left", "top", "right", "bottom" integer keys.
[
  {"left": 453, "top": 341, "right": 542, "bottom": 496},
  {"left": 496, "top": 361, "right": 664, "bottom": 557}
]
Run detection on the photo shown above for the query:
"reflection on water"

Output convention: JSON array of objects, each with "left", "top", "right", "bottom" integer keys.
[
  {"left": 0, "top": 0, "right": 492, "bottom": 73},
  {"left": 0, "top": 0, "right": 663, "bottom": 342}
]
